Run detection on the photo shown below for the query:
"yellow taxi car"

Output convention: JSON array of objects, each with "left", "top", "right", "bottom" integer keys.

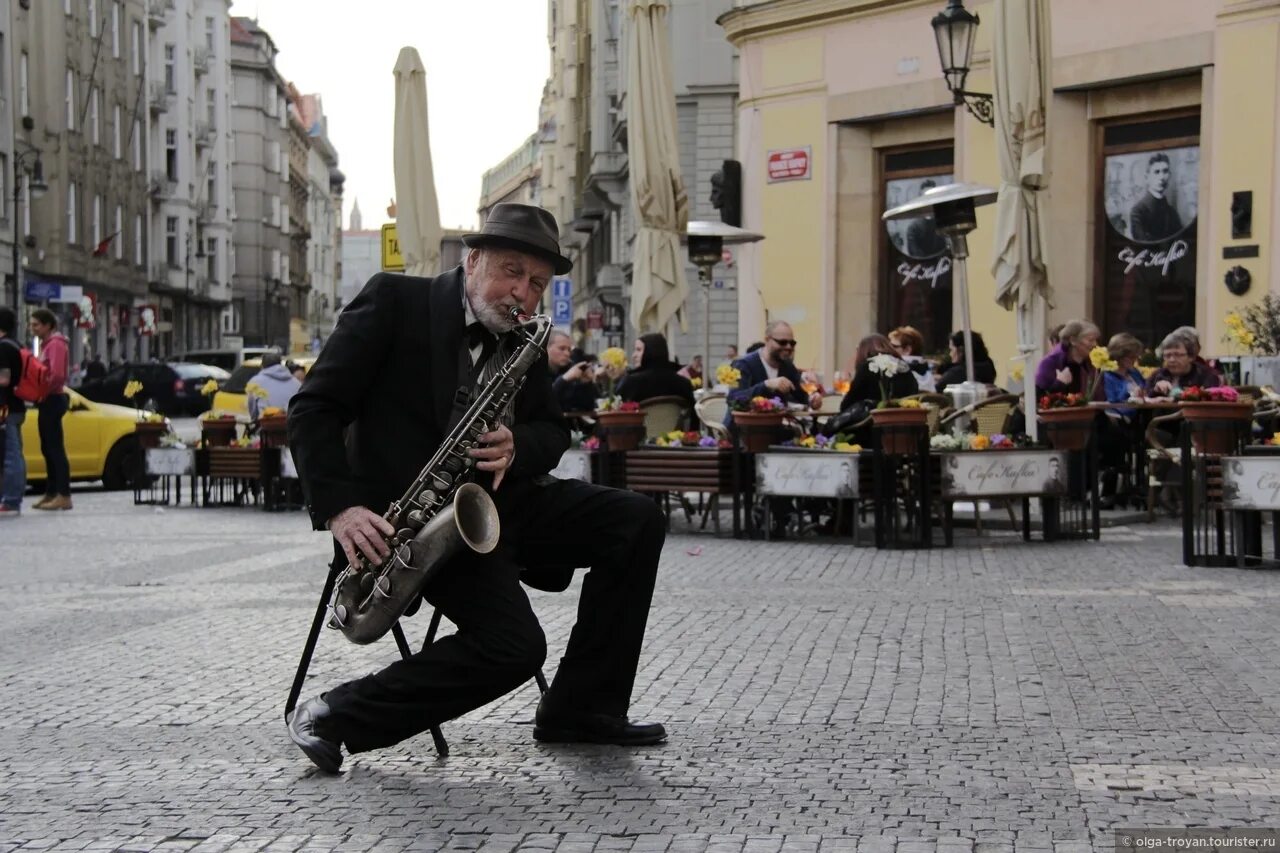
[
  {"left": 211, "top": 355, "right": 315, "bottom": 417},
  {"left": 21, "top": 389, "right": 160, "bottom": 490}
]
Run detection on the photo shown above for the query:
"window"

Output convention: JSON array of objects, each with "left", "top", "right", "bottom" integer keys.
[
  {"left": 132, "top": 119, "right": 142, "bottom": 169},
  {"left": 205, "top": 16, "right": 216, "bottom": 51},
  {"left": 90, "top": 88, "right": 100, "bottom": 145},
  {"left": 266, "top": 140, "right": 279, "bottom": 173},
  {"left": 878, "top": 146, "right": 955, "bottom": 353},
  {"left": 65, "top": 0, "right": 71, "bottom": 15},
  {"left": 164, "top": 44, "right": 175, "bottom": 93},
  {"left": 165, "top": 128, "right": 177, "bottom": 180},
  {"left": 23, "top": 179, "right": 31, "bottom": 238},
  {"left": 0, "top": 156, "right": 6, "bottom": 222},
  {"left": 88, "top": 0, "right": 97, "bottom": 36},
  {"left": 0, "top": 35, "right": 6, "bottom": 96},
  {"left": 114, "top": 205, "right": 123, "bottom": 259},
  {"left": 65, "top": 68, "right": 75, "bottom": 129},
  {"left": 111, "top": 3, "right": 121, "bottom": 57},
  {"left": 265, "top": 83, "right": 276, "bottom": 117},
  {"left": 19, "top": 52, "right": 28, "bottom": 118},
  {"left": 67, "top": 183, "right": 77, "bottom": 244},
  {"left": 113, "top": 104, "right": 121, "bottom": 158},
  {"left": 207, "top": 161, "right": 216, "bottom": 207},
  {"left": 206, "top": 237, "right": 217, "bottom": 281},
  {"left": 92, "top": 194, "right": 102, "bottom": 248},
  {"left": 132, "top": 22, "right": 142, "bottom": 76},
  {"left": 281, "top": 254, "right": 289, "bottom": 284},
  {"left": 166, "top": 216, "right": 178, "bottom": 266},
  {"left": 1097, "top": 114, "right": 1201, "bottom": 348},
  {"left": 270, "top": 196, "right": 280, "bottom": 227},
  {"left": 271, "top": 248, "right": 280, "bottom": 280},
  {"left": 206, "top": 88, "right": 216, "bottom": 125},
  {"left": 134, "top": 213, "right": 143, "bottom": 265}
]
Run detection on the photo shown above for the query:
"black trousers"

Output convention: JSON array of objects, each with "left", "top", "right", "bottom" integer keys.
[{"left": 322, "top": 478, "right": 666, "bottom": 754}]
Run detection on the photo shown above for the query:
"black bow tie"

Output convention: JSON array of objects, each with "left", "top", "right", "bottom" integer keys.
[{"left": 466, "top": 321, "right": 492, "bottom": 351}]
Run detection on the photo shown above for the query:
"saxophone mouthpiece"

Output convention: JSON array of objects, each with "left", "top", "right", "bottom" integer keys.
[{"left": 508, "top": 306, "right": 528, "bottom": 325}]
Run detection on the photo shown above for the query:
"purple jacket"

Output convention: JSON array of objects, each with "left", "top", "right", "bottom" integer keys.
[{"left": 1034, "top": 343, "right": 1103, "bottom": 401}]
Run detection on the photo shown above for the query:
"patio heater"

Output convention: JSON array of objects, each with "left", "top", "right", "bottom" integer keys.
[
  {"left": 684, "top": 221, "right": 763, "bottom": 372},
  {"left": 883, "top": 182, "right": 998, "bottom": 426}
]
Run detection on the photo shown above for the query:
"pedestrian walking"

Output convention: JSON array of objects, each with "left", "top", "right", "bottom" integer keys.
[
  {"left": 0, "top": 307, "right": 26, "bottom": 518},
  {"left": 29, "top": 308, "right": 72, "bottom": 511}
]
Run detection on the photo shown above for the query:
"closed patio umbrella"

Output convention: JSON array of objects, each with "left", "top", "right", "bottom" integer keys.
[
  {"left": 393, "top": 46, "right": 442, "bottom": 277},
  {"left": 991, "top": 0, "right": 1052, "bottom": 439},
  {"left": 626, "top": 0, "right": 690, "bottom": 337}
]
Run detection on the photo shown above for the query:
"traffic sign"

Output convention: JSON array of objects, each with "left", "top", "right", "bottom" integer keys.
[
  {"left": 552, "top": 298, "right": 572, "bottom": 326},
  {"left": 381, "top": 223, "right": 404, "bottom": 271},
  {"left": 552, "top": 276, "right": 572, "bottom": 300}
]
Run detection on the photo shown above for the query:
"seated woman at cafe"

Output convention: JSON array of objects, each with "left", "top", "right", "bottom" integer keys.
[
  {"left": 1034, "top": 319, "right": 1103, "bottom": 400},
  {"left": 1103, "top": 333, "right": 1147, "bottom": 413},
  {"left": 889, "top": 325, "right": 936, "bottom": 392},
  {"left": 842, "top": 334, "right": 918, "bottom": 412},
  {"left": 1145, "top": 327, "right": 1221, "bottom": 397},
  {"left": 616, "top": 332, "right": 695, "bottom": 410},
  {"left": 936, "top": 331, "right": 996, "bottom": 394}
]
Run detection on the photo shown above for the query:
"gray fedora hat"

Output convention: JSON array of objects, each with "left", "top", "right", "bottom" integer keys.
[{"left": 462, "top": 203, "right": 572, "bottom": 275}]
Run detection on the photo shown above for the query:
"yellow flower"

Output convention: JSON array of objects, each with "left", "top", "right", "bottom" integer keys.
[
  {"left": 690, "top": 377, "right": 702, "bottom": 389},
  {"left": 897, "top": 398, "right": 922, "bottom": 408},
  {"left": 970, "top": 434, "right": 991, "bottom": 450},
  {"left": 1101, "top": 358, "right": 1119, "bottom": 373},
  {"left": 654, "top": 437, "right": 668, "bottom": 446},
  {"left": 1088, "top": 345, "right": 1110, "bottom": 370},
  {"left": 261, "top": 406, "right": 285, "bottom": 418},
  {"left": 1225, "top": 312, "right": 1245, "bottom": 330},
  {"left": 200, "top": 378, "right": 220, "bottom": 396},
  {"left": 1010, "top": 364, "right": 1025, "bottom": 382},
  {"left": 715, "top": 363, "right": 741, "bottom": 387},
  {"left": 123, "top": 380, "right": 144, "bottom": 400},
  {"left": 834, "top": 442, "right": 861, "bottom": 452},
  {"left": 800, "top": 435, "right": 816, "bottom": 447},
  {"left": 600, "top": 347, "right": 627, "bottom": 370},
  {"left": 1138, "top": 365, "right": 1157, "bottom": 379},
  {"left": 245, "top": 382, "right": 270, "bottom": 400},
  {"left": 666, "top": 430, "right": 684, "bottom": 441}
]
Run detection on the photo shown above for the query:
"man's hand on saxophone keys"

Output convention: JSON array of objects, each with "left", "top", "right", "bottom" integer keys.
[
  {"left": 328, "top": 506, "right": 397, "bottom": 568},
  {"left": 469, "top": 424, "right": 516, "bottom": 491}
]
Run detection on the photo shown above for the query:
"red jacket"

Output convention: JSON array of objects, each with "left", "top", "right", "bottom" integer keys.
[{"left": 40, "top": 332, "right": 70, "bottom": 395}]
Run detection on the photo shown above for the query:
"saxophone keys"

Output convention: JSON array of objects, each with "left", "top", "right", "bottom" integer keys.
[
  {"left": 407, "top": 509, "right": 425, "bottom": 525},
  {"left": 373, "top": 576, "right": 392, "bottom": 598},
  {"left": 419, "top": 489, "right": 438, "bottom": 505},
  {"left": 327, "top": 604, "right": 348, "bottom": 629},
  {"left": 430, "top": 472, "right": 452, "bottom": 490}
]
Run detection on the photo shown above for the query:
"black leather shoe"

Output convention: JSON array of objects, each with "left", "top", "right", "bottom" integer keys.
[
  {"left": 287, "top": 695, "right": 343, "bottom": 773},
  {"left": 534, "top": 701, "right": 667, "bottom": 745}
]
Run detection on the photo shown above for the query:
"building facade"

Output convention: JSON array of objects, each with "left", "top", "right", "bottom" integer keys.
[
  {"left": 148, "top": 0, "right": 235, "bottom": 357},
  {"left": 719, "top": 0, "right": 1280, "bottom": 382},
  {"left": 479, "top": 133, "right": 541, "bottom": 219},
  {"left": 296, "top": 92, "right": 342, "bottom": 352},
  {"left": 13, "top": 0, "right": 154, "bottom": 364},
  {"left": 228, "top": 15, "right": 288, "bottom": 351},
  {"left": 536, "top": 0, "right": 739, "bottom": 359}
]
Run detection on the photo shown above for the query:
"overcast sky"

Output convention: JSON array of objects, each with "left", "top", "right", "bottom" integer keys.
[{"left": 227, "top": 0, "right": 550, "bottom": 232}]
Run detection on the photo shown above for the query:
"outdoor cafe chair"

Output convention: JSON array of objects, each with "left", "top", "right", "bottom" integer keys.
[
  {"left": 695, "top": 393, "right": 730, "bottom": 440},
  {"left": 638, "top": 395, "right": 691, "bottom": 439}
]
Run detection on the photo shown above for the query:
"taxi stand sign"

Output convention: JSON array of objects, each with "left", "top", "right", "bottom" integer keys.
[{"left": 381, "top": 223, "right": 404, "bottom": 272}]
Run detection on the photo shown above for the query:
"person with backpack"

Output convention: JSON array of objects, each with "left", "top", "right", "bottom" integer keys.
[
  {"left": 29, "top": 308, "right": 72, "bottom": 511},
  {"left": 0, "top": 307, "right": 27, "bottom": 518}
]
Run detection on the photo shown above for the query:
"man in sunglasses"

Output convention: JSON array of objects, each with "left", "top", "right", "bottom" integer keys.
[{"left": 726, "top": 320, "right": 823, "bottom": 411}]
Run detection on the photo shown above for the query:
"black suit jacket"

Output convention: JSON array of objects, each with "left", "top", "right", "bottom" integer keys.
[{"left": 288, "top": 268, "right": 570, "bottom": 531}]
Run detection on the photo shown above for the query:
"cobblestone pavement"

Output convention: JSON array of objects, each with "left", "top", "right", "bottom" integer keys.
[{"left": 2, "top": 490, "right": 1279, "bottom": 852}]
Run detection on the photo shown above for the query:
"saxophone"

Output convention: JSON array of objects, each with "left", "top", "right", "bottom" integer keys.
[{"left": 326, "top": 308, "right": 553, "bottom": 644}]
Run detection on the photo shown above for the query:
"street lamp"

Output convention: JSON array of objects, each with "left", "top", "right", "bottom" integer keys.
[
  {"left": 683, "top": 220, "right": 763, "bottom": 375},
  {"left": 10, "top": 141, "right": 47, "bottom": 309},
  {"left": 883, "top": 182, "right": 997, "bottom": 418},
  {"left": 931, "top": 0, "right": 994, "bottom": 127}
]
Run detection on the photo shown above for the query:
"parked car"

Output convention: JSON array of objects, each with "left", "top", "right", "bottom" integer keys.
[
  {"left": 22, "top": 389, "right": 164, "bottom": 490},
  {"left": 78, "top": 362, "right": 231, "bottom": 416},
  {"left": 212, "top": 356, "right": 315, "bottom": 417},
  {"left": 174, "top": 347, "right": 278, "bottom": 373}
]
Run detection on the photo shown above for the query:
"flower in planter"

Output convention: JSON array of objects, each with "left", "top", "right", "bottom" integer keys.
[
  {"left": 1010, "top": 364, "right": 1025, "bottom": 382},
  {"left": 200, "top": 378, "right": 220, "bottom": 397},
  {"left": 1038, "top": 391, "right": 1086, "bottom": 409},
  {"left": 867, "top": 353, "right": 910, "bottom": 409},
  {"left": 583, "top": 436, "right": 601, "bottom": 451},
  {"left": 246, "top": 382, "right": 270, "bottom": 401},
  {"left": 714, "top": 363, "right": 741, "bottom": 388},
  {"left": 731, "top": 395, "right": 786, "bottom": 413},
  {"left": 690, "top": 377, "right": 702, "bottom": 389},
  {"left": 1177, "top": 385, "right": 1240, "bottom": 403},
  {"left": 594, "top": 347, "right": 629, "bottom": 410},
  {"left": 698, "top": 436, "right": 720, "bottom": 448},
  {"left": 931, "top": 433, "right": 964, "bottom": 450},
  {"left": 970, "top": 434, "right": 991, "bottom": 450},
  {"left": 260, "top": 406, "right": 286, "bottom": 418}
]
